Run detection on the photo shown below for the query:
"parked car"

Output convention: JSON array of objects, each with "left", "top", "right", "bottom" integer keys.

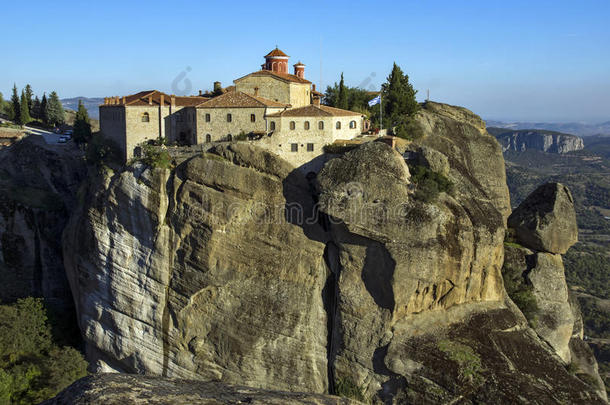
[
  {"left": 58, "top": 136, "right": 69, "bottom": 143},
  {"left": 63, "top": 129, "right": 73, "bottom": 135}
]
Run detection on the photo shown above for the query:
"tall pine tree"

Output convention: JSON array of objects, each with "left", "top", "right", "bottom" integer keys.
[
  {"left": 10, "top": 84, "right": 20, "bottom": 123},
  {"left": 19, "top": 90, "right": 32, "bottom": 125},
  {"left": 73, "top": 100, "right": 92, "bottom": 144},
  {"left": 40, "top": 93, "right": 48, "bottom": 124},
  {"left": 45, "top": 91, "right": 65, "bottom": 126},
  {"left": 337, "top": 73, "right": 348, "bottom": 110},
  {"left": 32, "top": 96, "right": 41, "bottom": 120}
]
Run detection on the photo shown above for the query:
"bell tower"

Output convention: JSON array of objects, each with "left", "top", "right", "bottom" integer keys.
[{"left": 263, "top": 47, "right": 289, "bottom": 74}]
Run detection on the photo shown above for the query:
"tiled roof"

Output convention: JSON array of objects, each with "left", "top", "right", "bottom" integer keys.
[
  {"left": 265, "top": 48, "right": 288, "bottom": 58},
  {"left": 101, "top": 90, "right": 209, "bottom": 107},
  {"left": 195, "top": 91, "right": 290, "bottom": 108},
  {"left": 266, "top": 104, "right": 362, "bottom": 118},
  {"left": 234, "top": 70, "right": 311, "bottom": 84}
]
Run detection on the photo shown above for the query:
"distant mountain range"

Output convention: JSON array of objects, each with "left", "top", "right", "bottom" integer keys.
[
  {"left": 485, "top": 120, "right": 610, "bottom": 137},
  {"left": 60, "top": 97, "right": 104, "bottom": 119}
]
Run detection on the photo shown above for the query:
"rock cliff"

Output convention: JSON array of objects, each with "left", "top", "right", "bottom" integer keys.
[
  {"left": 60, "top": 103, "right": 605, "bottom": 403},
  {"left": 0, "top": 136, "right": 85, "bottom": 312},
  {"left": 494, "top": 129, "right": 584, "bottom": 154}
]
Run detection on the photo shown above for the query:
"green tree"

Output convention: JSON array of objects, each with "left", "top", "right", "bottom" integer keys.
[
  {"left": 337, "top": 73, "right": 348, "bottom": 110},
  {"left": 19, "top": 90, "right": 32, "bottom": 125},
  {"left": 73, "top": 100, "right": 92, "bottom": 144},
  {"left": 31, "top": 96, "right": 41, "bottom": 120},
  {"left": 45, "top": 91, "right": 64, "bottom": 126},
  {"left": 10, "top": 84, "right": 20, "bottom": 122},
  {"left": 381, "top": 63, "right": 419, "bottom": 138},
  {"left": 24, "top": 84, "right": 33, "bottom": 115},
  {"left": 40, "top": 93, "right": 48, "bottom": 124}
]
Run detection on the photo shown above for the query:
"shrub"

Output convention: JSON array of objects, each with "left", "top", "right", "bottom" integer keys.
[
  {"left": 393, "top": 116, "right": 424, "bottom": 141},
  {"left": 140, "top": 144, "right": 172, "bottom": 169},
  {"left": 408, "top": 164, "right": 453, "bottom": 203},
  {"left": 234, "top": 131, "right": 248, "bottom": 141},
  {"left": 323, "top": 143, "right": 359, "bottom": 154}
]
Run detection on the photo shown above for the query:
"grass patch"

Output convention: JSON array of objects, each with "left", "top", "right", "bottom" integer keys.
[
  {"left": 334, "top": 376, "right": 367, "bottom": 403},
  {"left": 437, "top": 340, "right": 484, "bottom": 385}
]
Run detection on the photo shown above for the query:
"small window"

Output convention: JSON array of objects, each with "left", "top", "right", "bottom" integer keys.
[
  {"left": 290, "top": 121, "right": 296, "bottom": 130},
  {"left": 250, "top": 114, "right": 256, "bottom": 123},
  {"left": 336, "top": 121, "right": 341, "bottom": 129},
  {"left": 304, "top": 121, "right": 310, "bottom": 130},
  {"left": 227, "top": 134, "right": 233, "bottom": 141},
  {"left": 318, "top": 121, "right": 324, "bottom": 130},
  {"left": 141, "top": 112, "right": 150, "bottom": 122},
  {"left": 307, "top": 143, "right": 314, "bottom": 152},
  {"left": 349, "top": 120, "right": 357, "bottom": 129},
  {"left": 205, "top": 113, "right": 210, "bottom": 122},
  {"left": 270, "top": 121, "right": 276, "bottom": 131},
  {"left": 227, "top": 113, "right": 232, "bottom": 122},
  {"left": 291, "top": 143, "right": 298, "bottom": 152},
  {"left": 205, "top": 134, "right": 211, "bottom": 143}
]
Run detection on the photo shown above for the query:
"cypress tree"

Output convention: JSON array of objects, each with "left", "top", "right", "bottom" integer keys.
[
  {"left": 73, "top": 100, "right": 92, "bottom": 144},
  {"left": 383, "top": 63, "right": 418, "bottom": 124},
  {"left": 24, "top": 84, "right": 33, "bottom": 114},
  {"left": 19, "top": 90, "right": 32, "bottom": 125},
  {"left": 10, "top": 84, "right": 20, "bottom": 123},
  {"left": 337, "top": 73, "right": 348, "bottom": 110},
  {"left": 40, "top": 93, "right": 48, "bottom": 124}
]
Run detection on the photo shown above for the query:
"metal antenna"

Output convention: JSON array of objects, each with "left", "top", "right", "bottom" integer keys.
[
  {"left": 319, "top": 36, "right": 323, "bottom": 93},
  {"left": 427, "top": 89, "right": 430, "bottom": 101}
]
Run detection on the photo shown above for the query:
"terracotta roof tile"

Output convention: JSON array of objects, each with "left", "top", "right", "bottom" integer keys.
[
  {"left": 234, "top": 70, "right": 311, "bottom": 84},
  {"left": 101, "top": 90, "right": 209, "bottom": 107},
  {"left": 266, "top": 104, "right": 362, "bottom": 118},
  {"left": 195, "top": 91, "right": 290, "bottom": 108},
  {"left": 265, "top": 48, "right": 288, "bottom": 57}
]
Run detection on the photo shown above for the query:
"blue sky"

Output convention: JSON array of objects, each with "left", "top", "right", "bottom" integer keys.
[{"left": 2, "top": 0, "right": 609, "bottom": 122}]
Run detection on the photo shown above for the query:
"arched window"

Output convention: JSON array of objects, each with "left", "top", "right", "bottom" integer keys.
[
  {"left": 349, "top": 120, "right": 357, "bottom": 129},
  {"left": 304, "top": 121, "right": 310, "bottom": 130},
  {"left": 290, "top": 121, "right": 296, "bottom": 130},
  {"left": 227, "top": 113, "right": 232, "bottom": 122},
  {"left": 205, "top": 134, "right": 211, "bottom": 143},
  {"left": 318, "top": 121, "right": 324, "bottom": 130},
  {"left": 205, "top": 113, "right": 210, "bottom": 122},
  {"left": 336, "top": 121, "right": 341, "bottom": 129},
  {"left": 227, "top": 134, "right": 232, "bottom": 141},
  {"left": 270, "top": 121, "right": 276, "bottom": 131},
  {"left": 141, "top": 112, "right": 150, "bottom": 122},
  {"left": 250, "top": 114, "right": 256, "bottom": 123}
]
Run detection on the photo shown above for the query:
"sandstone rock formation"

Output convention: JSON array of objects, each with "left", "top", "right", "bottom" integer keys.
[
  {"left": 42, "top": 373, "right": 362, "bottom": 405},
  {"left": 61, "top": 103, "right": 605, "bottom": 404},
  {"left": 495, "top": 130, "right": 584, "bottom": 154},
  {"left": 0, "top": 135, "right": 85, "bottom": 312},
  {"left": 502, "top": 182, "right": 606, "bottom": 401},
  {"left": 508, "top": 182, "right": 578, "bottom": 254}
]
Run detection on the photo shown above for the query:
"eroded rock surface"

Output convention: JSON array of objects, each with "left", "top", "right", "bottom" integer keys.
[
  {"left": 43, "top": 373, "right": 362, "bottom": 405},
  {"left": 62, "top": 104, "right": 605, "bottom": 404},
  {"left": 507, "top": 182, "right": 578, "bottom": 254}
]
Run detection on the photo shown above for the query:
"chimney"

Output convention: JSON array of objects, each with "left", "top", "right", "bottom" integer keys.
[
  {"left": 312, "top": 84, "right": 316, "bottom": 92},
  {"left": 115, "top": 96, "right": 119, "bottom": 104},
  {"left": 148, "top": 95, "right": 153, "bottom": 105},
  {"left": 213, "top": 81, "right": 222, "bottom": 94},
  {"left": 198, "top": 90, "right": 203, "bottom": 96},
  {"left": 254, "top": 87, "right": 259, "bottom": 97},
  {"left": 314, "top": 97, "right": 321, "bottom": 106},
  {"left": 160, "top": 94, "right": 165, "bottom": 106},
  {"left": 293, "top": 62, "right": 305, "bottom": 78},
  {"left": 122, "top": 96, "right": 126, "bottom": 104},
  {"left": 170, "top": 95, "right": 176, "bottom": 108}
]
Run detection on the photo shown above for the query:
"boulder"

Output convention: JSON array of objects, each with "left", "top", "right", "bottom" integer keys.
[{"left": 508, "top": 183, "right": 578, "bottom": 254}]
